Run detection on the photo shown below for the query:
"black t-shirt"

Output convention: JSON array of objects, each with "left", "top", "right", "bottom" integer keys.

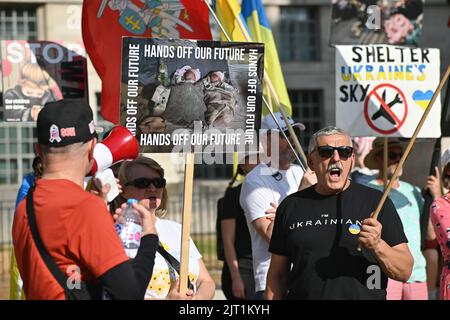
[
  {"left": 220, "top": 184, "right": 252, "bottom": 259},
  {"left": 269, "top": 182, "right": 407, "bottom": 300}
]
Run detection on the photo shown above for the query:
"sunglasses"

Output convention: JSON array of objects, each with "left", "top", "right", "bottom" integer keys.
[
  {"left": 388, "top": 152, "right": 403, "bottom": 161},
  {"left": 125, "top": 177, "right": 166, "bottom": 189},
  {"left": 376, "top": 151, "right": 404, "bottom": 161},
  {"left": 315, "top": 146, "right": 354, "bottom": 159}
]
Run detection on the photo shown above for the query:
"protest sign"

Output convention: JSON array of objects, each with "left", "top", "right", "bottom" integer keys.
[
  {"left": 1, "top": 40, "right": 88, "bottom": 122},
  {"left": 120, "top": 37, "right": 264, "bottom": 153},
  {"left": 330, "top": 0, "right": 424, "bottom": 46},
  {"left": 336, "top": 45, "right": 441, "bottom": 138}
]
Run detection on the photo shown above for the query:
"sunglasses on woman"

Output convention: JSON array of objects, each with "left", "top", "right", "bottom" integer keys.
[
  {"left": 125, "top": 177, "right": 166, "bottom": 189},
  {"left": 315, "top": 146, "right": 354, "bottom": 159},
  {"left": 388, "top": 151, "right": 403, "bottom": 161}
]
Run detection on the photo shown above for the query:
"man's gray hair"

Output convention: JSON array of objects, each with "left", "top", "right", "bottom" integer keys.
[{"left": 308, "top": 126, "right": 352, "bottom": 154}]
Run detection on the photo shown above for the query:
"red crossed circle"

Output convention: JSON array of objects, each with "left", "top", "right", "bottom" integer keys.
[{"left": 364, "top": 83, "right": 408, "bottom": 134}]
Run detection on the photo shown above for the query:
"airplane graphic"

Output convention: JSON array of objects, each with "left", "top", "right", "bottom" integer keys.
[{"left": 371, "top": 90, "right": 402, "bottom": 125}]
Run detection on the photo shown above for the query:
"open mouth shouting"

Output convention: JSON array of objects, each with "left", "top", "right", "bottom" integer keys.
[{"left": 328, "top": 163, "right": 343, "bottom": 182}]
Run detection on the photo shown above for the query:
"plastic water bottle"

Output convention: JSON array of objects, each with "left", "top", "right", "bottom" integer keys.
[{"left": 115, "top": 198, "right": 142, "bottom": 259}]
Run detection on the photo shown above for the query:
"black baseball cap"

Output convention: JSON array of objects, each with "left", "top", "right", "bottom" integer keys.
[{"left": 37, "top": 99, "right": 97, "bottom": 147}]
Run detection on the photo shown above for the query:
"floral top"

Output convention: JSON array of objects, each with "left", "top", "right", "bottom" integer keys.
[
  {"left": 430, "top": 193, "right": 450, "bottom": 264},
  {"left": 144, "top": 218, "right": 201, "bottom": 299}
]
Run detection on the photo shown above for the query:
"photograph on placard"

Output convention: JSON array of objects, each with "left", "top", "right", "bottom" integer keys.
[
  {"left": 330, "top": 0, "right": 424, "bottom": 46},
  {"left": 0, "top": 40, "right": 88, "bottom": 122},
  {"left": 120, "top": 37, "right": 264, "bottom": 154}
]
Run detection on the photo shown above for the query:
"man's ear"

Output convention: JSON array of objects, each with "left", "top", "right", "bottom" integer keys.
[
  {"left": 35, "top": 143, "right": 44, "bottom": 159},
  {"left": 88, "top": 138, "right": 97, "bottom": 162},
  {"left": 307, "top": 155, "right": 314, "bottom": 171}
]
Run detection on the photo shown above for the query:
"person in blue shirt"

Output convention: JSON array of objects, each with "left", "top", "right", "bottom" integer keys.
[
  {"left": 364, "top": 137, "right": 438, "bottom": 300},
  {"left": 10, "top": 155, "right": 42, "bottom": 299}
]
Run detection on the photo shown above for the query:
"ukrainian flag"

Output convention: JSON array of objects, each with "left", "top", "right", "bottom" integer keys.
[
  {"left": 214, "top": 0, "right": 247, "bottom": 41},
  {"left": 215, "top": 0, "right": 292, "bottom": 115}
]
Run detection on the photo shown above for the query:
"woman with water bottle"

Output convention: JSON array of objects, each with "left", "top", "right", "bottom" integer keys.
[{"left": 116, "top": 156, "right": 216, "bottom": 300}]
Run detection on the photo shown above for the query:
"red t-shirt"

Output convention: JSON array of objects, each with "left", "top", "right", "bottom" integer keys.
[{"left": 12, "top": 179, "right": 129, "bottom": 300}]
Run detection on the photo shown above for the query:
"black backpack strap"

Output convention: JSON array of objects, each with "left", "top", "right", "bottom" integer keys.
[
  {"left": 157, "top": 244, "right": 194, "bottom": 290},
  {"left": 25, "top": 188, "right": 69, "bottom": 290},
  {"left": 216, "top": 197, "right": 225, "bottom": 261}
]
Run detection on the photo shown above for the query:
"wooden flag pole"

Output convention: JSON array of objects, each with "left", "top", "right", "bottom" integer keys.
[
  {"left": 383, "top": 137, "right": 388, "bottom": 189},
  {"left": 279, "top": 108, "right": 308, "bottom": 166},
  {"left": 356, "top": 65, "right": 450, "bottom": 251},
  {"left": 205, "top": 0, "right": 308, "bottom": 171},
  {"left": 370, "top": 65, "right": 449, "bottom": 221},
  {"left": 243, "top": 6, "right": 308, "bottom": 169},
  {"left": 179, "top": 152, "right": 195, "bottom": 295}
]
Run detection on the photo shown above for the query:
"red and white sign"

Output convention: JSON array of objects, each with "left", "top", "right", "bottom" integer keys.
[{"left": 364, "top": 84, "right": 407, "bottom": 134}]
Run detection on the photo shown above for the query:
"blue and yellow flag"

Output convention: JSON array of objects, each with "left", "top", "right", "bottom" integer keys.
[
  {"left": 215, "top": 0, "right": 292, "bottom": 115},
  {"left": 214, "top": 0, "right": 247, "bottom": 42},
  {"left": 241, "top": 0, "right": 292, "bottom": 115}
]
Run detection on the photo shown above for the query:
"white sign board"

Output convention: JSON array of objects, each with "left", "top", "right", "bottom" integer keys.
[{"left": 336, "top": 45, "right": 441, "bottom": 137}]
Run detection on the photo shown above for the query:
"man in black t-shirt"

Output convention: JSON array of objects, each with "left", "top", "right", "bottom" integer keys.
[
  {"left": 218, "top": 153, "right": 259, "bottom": 299},
  {"left": 266, "top": 126, "right": 413, "bottom": 300},
  {"left": 219, "top": 184, "right": 255, "bottom": 299}
]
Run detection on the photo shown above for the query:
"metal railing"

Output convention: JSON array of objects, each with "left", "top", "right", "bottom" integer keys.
[{"left": 0, "top": 199, "right": 14, "bottom": 278}]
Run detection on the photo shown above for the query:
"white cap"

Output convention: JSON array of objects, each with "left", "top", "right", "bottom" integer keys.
[
  {"left": 175, "top": 65, "right": 201, "bottom": 81},
  {"left": 442, "top": 147, "right": 450, "bottom": 167},
  {"left": 261, "top": 112, "right": 305, "bottom": 132},
  {"left": 237, "top": 149, "right": 263, "bottom": 164}
]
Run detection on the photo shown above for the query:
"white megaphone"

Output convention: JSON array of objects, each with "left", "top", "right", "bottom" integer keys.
[{"left": 89, "top": 125, "right": 139, "bottom": 176}]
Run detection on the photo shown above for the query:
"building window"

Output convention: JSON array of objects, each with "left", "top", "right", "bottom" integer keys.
[
  {"left": 0, "top": 124, "right": 36, "bottom": 185},
  {"left": 279, "top": 7, "right": 320, "bottom": 62},
  {"left": 194, "top": 154, "right": 233, "bottom": 180},
  {"left": 289, "top": 90, "right": 324, "bottom": 150},
  {"left": 94, "top": 91, "right": 115, "bottom": 137},
  {"left": 0, "top": 6, "right": 38, "bottom": 185},
  {"left": 0, "top": 6, "right": 38, "bottom": 40}
]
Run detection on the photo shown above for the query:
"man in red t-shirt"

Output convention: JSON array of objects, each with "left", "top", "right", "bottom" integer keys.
[{"left": 12, "top": 99, "right": 159, "bottom": 299}]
